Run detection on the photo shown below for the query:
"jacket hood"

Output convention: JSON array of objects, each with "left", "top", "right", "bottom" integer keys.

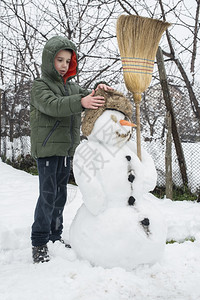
[{"left": 41, "top": 36, "right": 78, "bottom": 83}]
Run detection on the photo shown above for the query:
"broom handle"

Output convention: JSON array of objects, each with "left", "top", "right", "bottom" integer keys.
[{"left": 135, "top": 102, "right": 141, "bottom": 161}]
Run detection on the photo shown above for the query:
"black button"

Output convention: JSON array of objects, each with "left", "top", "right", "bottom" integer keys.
[
  {"left": 126, "top": 155, "right": 131, "bottom": 161},
  {"left": 141, "top": 218, "right": 150, "bottom": 226},
  {"left": 128, "top": 196, "right": 136, "bottom": 205},
  {"left": 128, "top": 174, "right": 135, "bottom": 182}
]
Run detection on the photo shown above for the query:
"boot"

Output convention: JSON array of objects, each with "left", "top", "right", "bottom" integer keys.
[
  {"left": 51, "top": 238, "right": 71, "bottom": 248},
  {"left": 32, "top": 244, "right": 50, "bottom": 263},
  {"left": 59, "top": 238, "right": 71, "bottom": 248}
]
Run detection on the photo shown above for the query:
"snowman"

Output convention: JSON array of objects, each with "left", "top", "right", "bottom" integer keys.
[{"left": 69, "top": 88, "right": 166, "bottom": 270}]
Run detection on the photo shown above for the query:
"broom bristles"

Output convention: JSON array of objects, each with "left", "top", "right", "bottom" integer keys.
[{"left": 116, "top": 15, "right": 171, "bottom": 101}]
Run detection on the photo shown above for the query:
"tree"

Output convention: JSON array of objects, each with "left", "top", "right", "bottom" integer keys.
[{"left": 0, "top": 0, "right": 200, "bottom": 160}]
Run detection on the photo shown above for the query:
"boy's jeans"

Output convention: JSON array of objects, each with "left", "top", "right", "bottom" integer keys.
[{"left": 31, "top": 156, "right": 71, "bottom": 247}]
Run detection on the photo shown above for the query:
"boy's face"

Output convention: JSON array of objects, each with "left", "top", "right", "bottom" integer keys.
[{"left": 54, "top": 49, "right": 72, "bottom": 76}]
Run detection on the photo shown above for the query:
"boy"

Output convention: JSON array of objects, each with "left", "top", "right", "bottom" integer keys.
[{"left": 30, "top": 36, "right": 112, "bottom": 263}]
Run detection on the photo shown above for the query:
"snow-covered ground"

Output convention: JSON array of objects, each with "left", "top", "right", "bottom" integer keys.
[{"left": 1, "top": 160, "right": 200, "bottom": 300}]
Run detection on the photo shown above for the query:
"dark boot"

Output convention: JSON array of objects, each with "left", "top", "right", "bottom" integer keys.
[
  {"left": 32, "top": 244, "right": 50, "bottom": 264},
  {"left": 52, "top": 238, "right": 71, "bottom": 248},
  {"left": 58, "top": 238, "right": 71, "bottom": 248}
]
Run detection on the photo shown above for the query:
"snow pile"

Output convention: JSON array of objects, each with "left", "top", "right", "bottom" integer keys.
[{"left": 1, "top": 160, "right": 200, "bottom": 299}]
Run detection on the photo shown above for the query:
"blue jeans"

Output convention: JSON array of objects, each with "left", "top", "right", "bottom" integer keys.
[{"left": 31, "top": 156, "right": 71, "bottom": 246}]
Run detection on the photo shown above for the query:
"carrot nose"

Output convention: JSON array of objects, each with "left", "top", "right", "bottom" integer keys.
[{"left": 119, "top": 119, "right": 137, "bottom": 127}]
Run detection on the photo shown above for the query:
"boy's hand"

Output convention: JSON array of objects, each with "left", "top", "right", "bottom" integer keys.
[
  {"left": 81, "top": 89, "right": 105, "bottom": 109},
  {"left": 95, "top": 83, "right": 114, "bottom": 91}
]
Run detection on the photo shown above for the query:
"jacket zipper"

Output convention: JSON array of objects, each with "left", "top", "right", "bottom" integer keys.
[
  {"left": 68, "top": 115, "right": 74, "bottom": 154},
  {"left": 64, "top": 81, "right": 74, "bottom": 155},
  {"left": 42, "top": 120, "right": 60, "bottom": 146}
]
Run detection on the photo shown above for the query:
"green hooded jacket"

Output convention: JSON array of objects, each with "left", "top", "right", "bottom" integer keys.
[{"left": 30, "top": 36, "right": 89, "bottom": 158}]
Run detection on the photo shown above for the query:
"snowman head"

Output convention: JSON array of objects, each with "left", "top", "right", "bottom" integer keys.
[{"left": 88, "top": 110, "right": 136, "bottom": 145}]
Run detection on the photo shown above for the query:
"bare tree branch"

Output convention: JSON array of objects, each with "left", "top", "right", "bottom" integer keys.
[{"left": 190, "top": 0, "right": 200, "bottom": 78}]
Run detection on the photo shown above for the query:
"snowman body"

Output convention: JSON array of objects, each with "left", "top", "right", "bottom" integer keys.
[{"left": 69, "top": 110, "right": 166, "bottom": 270}]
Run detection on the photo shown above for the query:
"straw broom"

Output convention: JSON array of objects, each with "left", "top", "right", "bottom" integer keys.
[{"left": 116, "top": 15, "right": 170, "bottom": 160}]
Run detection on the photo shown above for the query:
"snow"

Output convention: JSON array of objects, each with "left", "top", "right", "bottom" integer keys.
[{"left": 1, "top": 159, "right": 200, "bottom": 300}]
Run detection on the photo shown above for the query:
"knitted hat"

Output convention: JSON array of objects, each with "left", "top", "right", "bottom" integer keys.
[{"left": 82, "top": 88, "right": 133, "bottom": 136}]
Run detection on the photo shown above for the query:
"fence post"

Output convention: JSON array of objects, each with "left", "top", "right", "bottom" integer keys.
[
  {"left": 156, "top": 46, "right": 188, "bottom": 188},
  {"left": 0, "top": 88, "right": 1, "bottom": 157},
  {"left": 165, "top": 111, "right": 173, "bottom": 199}
]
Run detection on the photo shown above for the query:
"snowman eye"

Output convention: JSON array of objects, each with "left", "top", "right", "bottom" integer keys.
[
  {"left": 111, "top": 115, "right": 117, "bottom": 123},
  {"left": 124, "top": 116, "right": 130, "bottom": 121}
]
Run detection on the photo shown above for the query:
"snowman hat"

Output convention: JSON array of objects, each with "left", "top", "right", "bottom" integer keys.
[{"left": 82, "top": 88, "right": 133, "bottom": 136}]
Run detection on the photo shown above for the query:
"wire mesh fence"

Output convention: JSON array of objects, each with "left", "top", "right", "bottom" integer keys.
[
  {"left": 139, "top": 81, "right": 200, "bottom": 195},
  {"left": 142, "top": 139, "right": 200, "bottom": 194}
]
